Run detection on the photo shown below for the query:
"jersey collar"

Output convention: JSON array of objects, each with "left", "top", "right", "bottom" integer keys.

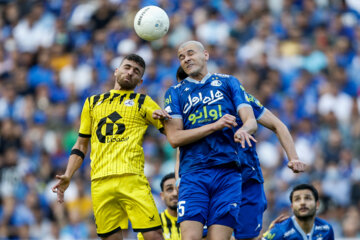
[
  {"left": 185, "top": 73, "right": 212, "bottom": 84},
  {"left": 291, "top": 216, "right": 315, "bottom": 240}
]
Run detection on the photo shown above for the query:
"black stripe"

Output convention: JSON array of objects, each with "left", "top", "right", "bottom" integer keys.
[
  {"left": 119, "top": 94, "right": 127, "bottom": 104},
  {"left": 79, "top": 133, "right": 91, "bottom": 138},
  {"left": 92, "top": 94, "right": 101, "bottom": 107},
  {"left": 103, "top": 92, "right": 111, "bottom": 102},
  {"left": 97, "top": 227, "right": 121, "bottom": 238},
  {"left": 110, "top": 93, "right": 120, "bottom": 103},
  {"left": 129, "top": 93, "right": 137, "bottom": 99},
  {"left": 133, "top": 225, "right": 162, "bottom": 232},
  {"left": 164, "top": 213, "right": 172, "bottom": 236},
  {"left": 138, "top": 94, "right": 146, "bottom": 111}
]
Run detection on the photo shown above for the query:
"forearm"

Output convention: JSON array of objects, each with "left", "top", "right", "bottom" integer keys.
[
  {"left": 274, "top": 123, "right": 299, "bottom": 161},
  {"left": 64, "top": 142, "right": 89, "bottom": 178},
  {"left": 166, "top": 122, "right": 218, "bottom": 148},
  {"left": 175, "top": 149, "right": 180, "bottom": 181},
  {"left": 240, "top": 118, "right": 258, "bottom": 134}
]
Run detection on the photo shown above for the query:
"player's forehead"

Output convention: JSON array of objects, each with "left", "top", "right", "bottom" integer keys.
[
  {"left": 120, "top": 59, "right": 144, "bottom": 74},
  {"left": 163, "top": 178, "right": 175, "bottom": 186},
  {"left": 293, "top": 189, "right": 314, "bottom": 198},
  {"left": 178, "top": 42, "right": 202, "bottom": 56},
  {"left": 121, "top": 59, "right": 142, "bottom": 69}
]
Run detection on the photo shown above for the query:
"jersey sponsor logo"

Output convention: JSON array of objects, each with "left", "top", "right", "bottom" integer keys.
[
  {"left": 188, "top": 105, "right": 222, "bottom": 125},
  {"left": 96, "top": 111, "right": 126, "bottom": 143},
  {"left": 214, "top": 73, "right": 229, "bottom": 78},
  {"left": 315, "top": 225, "right": 330, "bottom": 231},
  {"left": 211, "top": 80, "right": 222, "bottom": 87},
  {"left": 124, "top": 99, "right": 135, "bottom": 106},
  {"left": 183, "top": 90, "right": 224, "bottom": 114},
  {"left": 284, "top": 228, "right": 296, "bottom": 237}
]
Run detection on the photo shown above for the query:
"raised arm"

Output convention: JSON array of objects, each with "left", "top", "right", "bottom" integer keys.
[
  {"left": 258, "top": 109, "right": 306, "bottom": 173},
  {"left": 164, "top": 114, "right": 238, "bottom": 148},
  {"left": 52, "top": 136, "right": 90, "bottom": 203}
]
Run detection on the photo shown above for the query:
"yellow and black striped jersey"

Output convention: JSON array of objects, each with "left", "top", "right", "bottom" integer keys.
[
  {"left": 79, "top": 89, "right": 163, "bottom": 180},
  {"left": 137, "top": 209, "right": 180, "bottom": 240}
]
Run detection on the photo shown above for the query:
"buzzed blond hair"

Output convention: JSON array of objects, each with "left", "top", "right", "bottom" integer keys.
[{"left": 178, "top": 41, "right": 205, "bottom": 51}]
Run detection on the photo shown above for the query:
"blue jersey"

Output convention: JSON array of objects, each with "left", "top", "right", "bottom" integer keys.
[
  {"left": 262, "top": 216, "right": 334, "bottom": 240},
  {"left": 164, "top": 73, "right": 251, "bottom": 176},
  {"left": 238, "top": 91, "right": 265, "bottom": 183}
]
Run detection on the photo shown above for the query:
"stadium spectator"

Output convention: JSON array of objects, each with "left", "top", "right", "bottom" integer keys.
[{"left": 262, "top": 183, "right": 334, "bottom": 240}]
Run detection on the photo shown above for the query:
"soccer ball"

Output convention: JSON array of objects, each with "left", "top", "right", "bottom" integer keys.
[{"left": 133, "top": 6, "right": 170, "bottom": 41}]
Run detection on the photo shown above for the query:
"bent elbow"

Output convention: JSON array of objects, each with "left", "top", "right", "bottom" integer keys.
[{"left": 167, "top": 136, "right": 180, "bottom": 148}]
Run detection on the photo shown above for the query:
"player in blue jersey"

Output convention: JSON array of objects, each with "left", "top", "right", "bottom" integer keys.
[
  {"left": 159, "top": 41, "right": 258, "bottom": 240},
  {"left": 174, "top": 66, "right": 307, "bottom": 240},
  {"left": 262, "top": 184, "right": 334, "bottom": 240}
]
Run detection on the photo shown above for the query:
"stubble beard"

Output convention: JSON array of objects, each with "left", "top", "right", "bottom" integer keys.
[
  {"left": 117, "top": 76, "right": 136, "bottom": 90},
  {"left": 294, "top": 207, "right": 316, "bottom": 221}
]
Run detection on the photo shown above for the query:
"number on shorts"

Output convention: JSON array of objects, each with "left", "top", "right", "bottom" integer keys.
[{"left": 178, "top": 201, "right": 186, "bottom": 217}]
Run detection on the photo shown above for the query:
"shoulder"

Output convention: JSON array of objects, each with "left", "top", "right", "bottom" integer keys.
[
  {"left": 263, "top": 218, "right": 292, "bottom": 240},
  {"left": 314, "top": 217, "right": 333, "bottom": 231}
]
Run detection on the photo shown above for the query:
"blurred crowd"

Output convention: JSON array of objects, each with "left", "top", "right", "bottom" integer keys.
[{"left": 0, "top": 0, "right": 360, "bottom": 239}]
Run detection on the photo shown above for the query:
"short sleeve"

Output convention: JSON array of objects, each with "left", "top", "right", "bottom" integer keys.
[
  {"left": 78, "top": 98, "right": 92, "bottom": 137},
  {"left": 246, "top": 93, "right": 265, "bottom": 120},
  {"left": 164, "top": 87, "right": 182, "bottom": 119},
  {"left": 143, "top": 95, "right": 163, "bottom": 130},
  {"left": 227, "top": 76, "right": 251, "bottom": 112}
]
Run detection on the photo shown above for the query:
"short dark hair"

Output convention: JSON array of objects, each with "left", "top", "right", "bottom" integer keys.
[
  {"left": 122, "top": 53, "right": 146, "bottom": 74},
  {"left": 160, "top": 172, "right": 175, "bottom": 191},
  {"left": 176, "top": 66, "right": 188, "bottom": 82},
  {"left": 290, "top": 184, "right": 319, "bottom": 203}
]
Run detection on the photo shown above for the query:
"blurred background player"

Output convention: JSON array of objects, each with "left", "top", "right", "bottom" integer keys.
[
  {"left": 262, "top": 184, "right": 334, "bottom": 240},
  {"left": 138, "top": 172, "right": 180, "bottom": 240},
  {"left": 52, "top": 54, "right": 168, "bottom": 240}
]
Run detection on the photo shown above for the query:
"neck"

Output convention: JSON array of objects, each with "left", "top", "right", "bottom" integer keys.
[
  {"left": 114, "top": 82, "right": 120, "bottom": 90},
  {"left": 295, "top": 216, "right": 315, "bottom": 234},
  {"left": 167, "top": 208, "right": 177, "bottom": 218},
  {"left": 190, "top": 69, "right": 209, "bottom": 81}
]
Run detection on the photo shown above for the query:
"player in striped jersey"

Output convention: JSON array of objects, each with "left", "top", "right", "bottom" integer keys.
[
  {"left": 52, "top": 54, "right": 170, "bottom": 240},
  {"left": 138, "top": 173, "right": 181, "bottom": 240}
]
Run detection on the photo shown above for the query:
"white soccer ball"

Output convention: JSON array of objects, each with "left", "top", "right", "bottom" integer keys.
[{"left": 133, "top": 6, "right": 170, "bottom": 41}]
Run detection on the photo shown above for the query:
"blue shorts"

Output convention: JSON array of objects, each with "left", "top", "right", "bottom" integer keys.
[
  {"left": 234, "top": 179, "right": 267, "bottom": 239},
  {"left": 178, "top": 164, "right": 242, "bottom": 229}
]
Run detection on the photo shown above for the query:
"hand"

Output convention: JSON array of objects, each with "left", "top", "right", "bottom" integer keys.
[
  {"left": 152, "top": 109, "right": 172, "bottom": 120},
  {"left": 213, "top": 114, "right": 238, "bottom": 130},
  {"left": 288, "top": 159, "right": 307, "bottom": 173},
  {"left": 234, "top": 129, "right": 257, "bottom": 148},
  {"left": 51, "top": 174, "right": 71, "bottom": 203},
  {"left": 268, "top": 214, "right": 289, "bottom": 230}
]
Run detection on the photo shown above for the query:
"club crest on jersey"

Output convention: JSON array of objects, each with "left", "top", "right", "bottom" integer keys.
[
  {"left": 124, "top": 99, "right": 134, "bottom": 106},
  {"left": 211, "top": 80, "right": 222, "bottom": 87}
]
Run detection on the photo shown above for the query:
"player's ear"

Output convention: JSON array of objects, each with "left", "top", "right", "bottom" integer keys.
[
  {"left": 316, "top": 200, "right": 320, "bottom": 210},
  {"left": 160, "top": 192, "right": 165, "bottom": 201},
  {"left": 114, "top": 68, "right": 119, "bottom": 76},
  {"left": 204, "top": 50, "right": 209, "bottom": 61},
  {"left": 137, "top": 78, "right": 144, "bottom": 86}
]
